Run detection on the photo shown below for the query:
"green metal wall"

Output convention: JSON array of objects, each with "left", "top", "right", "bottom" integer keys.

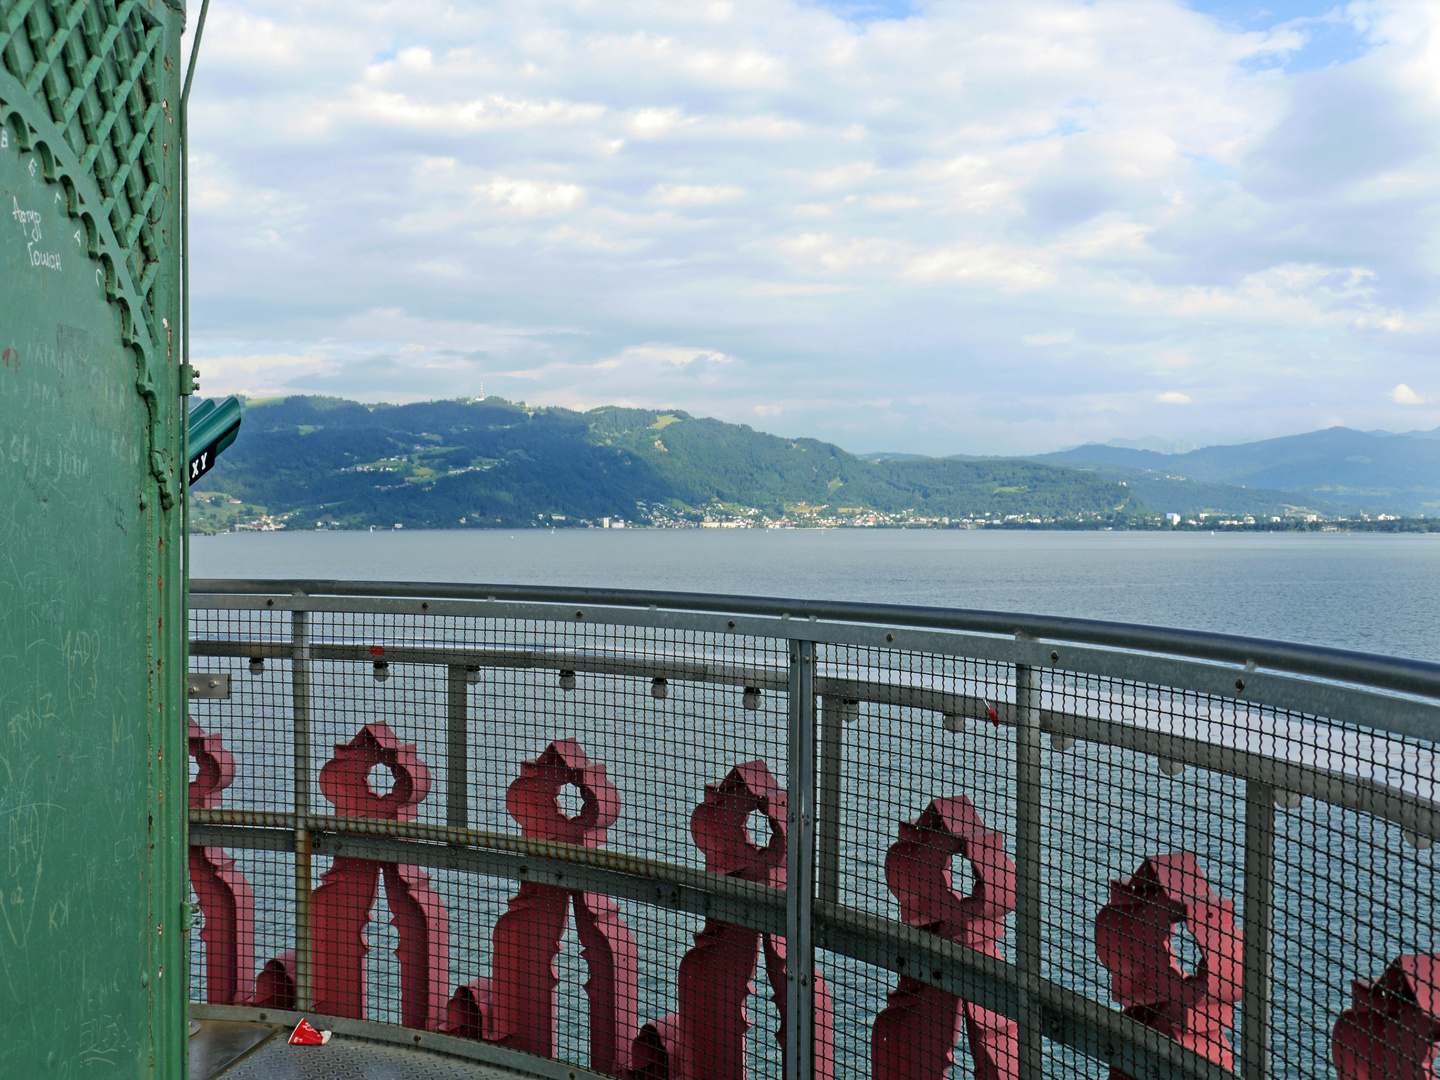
[{"left": 1, "top": 1, "right": 187, "bottom": 1076}]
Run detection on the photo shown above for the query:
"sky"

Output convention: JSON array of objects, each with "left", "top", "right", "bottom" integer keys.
[{"left": 185, "top": 0, "right": 1440, "bottom": 455}]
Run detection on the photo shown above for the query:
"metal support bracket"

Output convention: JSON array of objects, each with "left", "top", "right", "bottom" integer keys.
[{"left": 186, "top": 672, "right": 230, "bottom": 699}]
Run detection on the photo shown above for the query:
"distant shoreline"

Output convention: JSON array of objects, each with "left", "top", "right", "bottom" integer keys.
[{"left": 192, "top": 517, "right": 1440, "bottom": 537}]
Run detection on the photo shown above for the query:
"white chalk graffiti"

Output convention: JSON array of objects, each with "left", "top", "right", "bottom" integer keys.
[
  {"left": 27, "top": 243, "right": 61, "bottom": 271},
  {"left": 11, "top": 196, "right": 41, "bottom": 241}
]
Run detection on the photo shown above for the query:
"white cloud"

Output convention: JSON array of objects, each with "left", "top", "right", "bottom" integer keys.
[
  {"left": 594, "top": 345, "right": 737, "bottom": 380},
  {"left": 1156, "top": 391, "right": 1193, "bottom": 404},
  {"left": 183, "top": 0, "right": 1440, "bottom": 454},
  {"left": 474, "top": 176, "right": 585, "bottom": 216},
  {"left": 650, "top": 184, "right": 745, "bottom": 206},
  {"left": 1389, "top": 383, "right": 1429, "bottom": 404}
]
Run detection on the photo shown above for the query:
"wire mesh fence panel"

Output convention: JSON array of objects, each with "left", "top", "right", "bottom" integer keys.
[{"left": 186, "top": 590, "right": 1439, "bottom": 1080}]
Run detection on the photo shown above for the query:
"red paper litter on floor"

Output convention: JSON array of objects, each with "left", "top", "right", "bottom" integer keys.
[{"left": 288, "top": 1019, "right": 332, "bottom": 1045}]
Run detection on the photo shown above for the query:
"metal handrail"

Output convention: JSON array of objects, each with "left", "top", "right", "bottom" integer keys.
[
  {"left": 190, "top": 578, "right": 1440, "bottom": 700},
  {"left": 187, "top": 581, "right": 1440, "bottom": 1080}
]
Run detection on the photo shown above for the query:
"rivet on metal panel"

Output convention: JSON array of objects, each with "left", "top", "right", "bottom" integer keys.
[
  {"left": 886, "top": 633, "right": 894, "bottom": 642},
  {"left": 266, "top": 598, "right": 274, "bottom": 607},
  {"left": 1051, "top": 650, "right": 1060, "bottom": 663},
  {"left": 1236, "top": 678, "right": 1246, "bottom": 691},
  {"left": 575, "top": 610, "right": 584, "bottom": 619},
  {"left": 421, "top": 602, "right": 428, "bottom": 610},
  {"left": 728, "top": 620, "right": 736, "bottom": 629}
]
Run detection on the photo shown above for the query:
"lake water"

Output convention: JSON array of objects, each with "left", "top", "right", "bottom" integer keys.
[{"left": 191, "top": 528, "right": 1440, "bottom": 661}]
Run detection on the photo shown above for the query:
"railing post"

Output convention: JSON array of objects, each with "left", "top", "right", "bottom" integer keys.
[
  {"left": 1014, "top": 660, "right": 1044, "bottom": 1080},
  {"left": 446, "top": 665, "right": 469, "bottom": 831},
  {"left": 815, "top": 695, "right": 851, "bottom": 906},
  {"left": 291, "top": 605, "right": 314, "bottom": 1012},
  {"left": 786, "top": 639, "right": 818, "bottom": 1080},
  {"left": 1241, "top": 780, "right": 1276, "bottom": 1080}
]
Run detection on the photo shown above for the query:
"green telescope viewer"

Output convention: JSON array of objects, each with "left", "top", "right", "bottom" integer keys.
[{"left": 188, "top": 396, "right": 243, "bottom": 485}]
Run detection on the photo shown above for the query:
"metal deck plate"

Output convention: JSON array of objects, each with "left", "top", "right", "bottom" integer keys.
[
  {"left": 204, "top": 1033, "right": 531, "bottom": 1079},
  {"left": 190, "top": 1020, "right": 280, "bottom": 1080}
]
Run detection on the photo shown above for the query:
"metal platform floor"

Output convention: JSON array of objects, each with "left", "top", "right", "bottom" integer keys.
[{"left": 191, "top": 1021, "right": 531, "bottom": 1080}]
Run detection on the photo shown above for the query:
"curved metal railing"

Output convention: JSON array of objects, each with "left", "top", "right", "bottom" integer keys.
[{"left": 185, "top": 580, "right": 1440, "bottom": 1080}]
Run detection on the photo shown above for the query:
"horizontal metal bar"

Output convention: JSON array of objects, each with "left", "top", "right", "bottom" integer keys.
[
  {"left": 192, "top": 638, "right": 792, "bottom": 692},
  {"left": 187, "top": 636, "right": 1440, "bottom": 836},
  {"left": 189, "top": 579, "right": 1440, "bottom": 700},
  {"left": 189, "top": 1004, "right": 615, "bottom": 1080},
  {"left": 1041, "top": 704, "right": 1440, "bottom": 840},
  {"left": 191, "top": 814, "right": 1233, "bottom": 1080},
  {"left": 188, "top": 594, "right": 1440, "bottom": 746}
]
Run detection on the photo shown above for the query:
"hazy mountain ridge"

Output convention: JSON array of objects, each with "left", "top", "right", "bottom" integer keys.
[{"left": 1038, "top": 426, "right": 1440, "bottom": 516}]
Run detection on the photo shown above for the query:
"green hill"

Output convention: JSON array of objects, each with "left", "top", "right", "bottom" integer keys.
[{"left": 190, "top": 395, "right": 1150, "bottom": 530}]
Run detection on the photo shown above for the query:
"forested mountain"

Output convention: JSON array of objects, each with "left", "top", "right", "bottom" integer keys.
[{"left": 192, "top": 395, "right": 1149, "bottom": 529}]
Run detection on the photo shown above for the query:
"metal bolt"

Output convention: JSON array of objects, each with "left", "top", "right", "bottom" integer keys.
[
  {"left": 1051, "top": 650, "right": 1060, "bottom": 663},
  {"left": 575, "top": 610, "right": 584, "bottom": 619},
  {"left": 265, "top": 598, "right": 274, "bottom": 607},
  {"left": 421, "top": 602, "right": 428, "bottom": 610},
  {"left": 1235, "top": 678, "right": 1246, "bottom": 691},
  {"left": 208, "top": 679, "right": 217, "bottom": 688},
  {"left": 886, "top": 633, "right": 894, "bottom": 642}
]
